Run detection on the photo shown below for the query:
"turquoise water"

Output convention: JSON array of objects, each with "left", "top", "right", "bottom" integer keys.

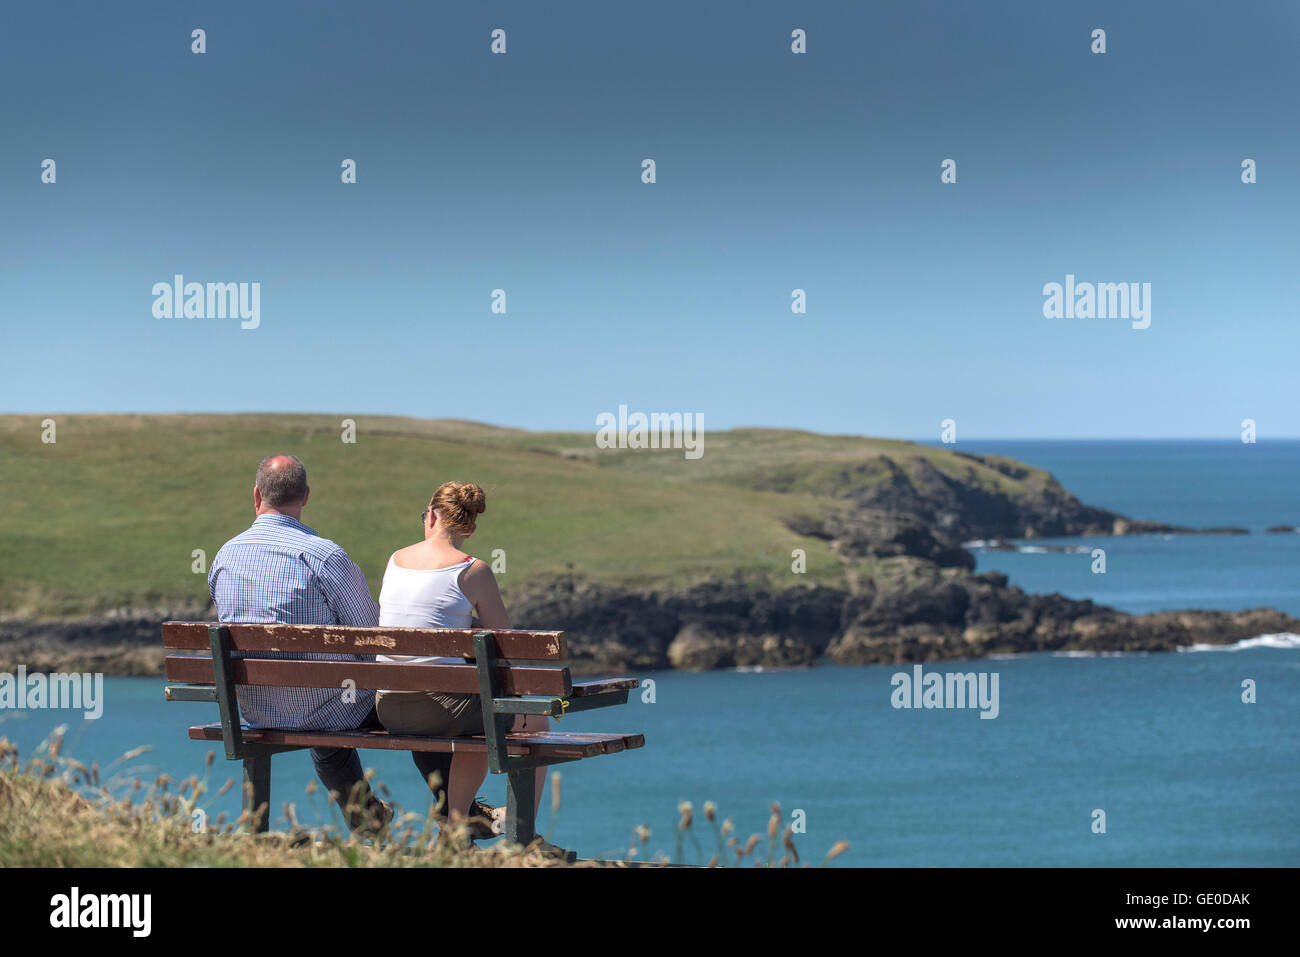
[
  {"left": 954, "top": 440, "right": 1300, "bottom": 616},
  {"left": 2, "top": 647, "right": 1297, "bottom": 866},
  {"left": 2, "top": 440, "right": 1297, "bottom": 865}
]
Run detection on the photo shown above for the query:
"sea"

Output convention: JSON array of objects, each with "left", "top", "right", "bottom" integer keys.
[{"left": 2, "top": 440, "right": 1296, "bottom": 866}]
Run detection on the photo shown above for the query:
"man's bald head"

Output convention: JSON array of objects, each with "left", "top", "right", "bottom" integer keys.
[{"left": 255, "top": 455, "right": 309, "bottom": 511}]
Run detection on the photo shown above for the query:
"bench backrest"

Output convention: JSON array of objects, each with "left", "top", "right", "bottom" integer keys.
[{"left": 162, "top": 621, "right": 572, "bottom": 696}]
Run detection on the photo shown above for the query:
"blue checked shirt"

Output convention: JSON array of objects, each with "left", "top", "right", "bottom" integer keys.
[{"left": 208, "top": 512, "right": 378, "bottom": 731}]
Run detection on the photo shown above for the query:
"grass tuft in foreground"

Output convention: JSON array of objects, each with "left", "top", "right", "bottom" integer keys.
[{"left": 0, "top": 733, "right": 848, "bottom": 868}]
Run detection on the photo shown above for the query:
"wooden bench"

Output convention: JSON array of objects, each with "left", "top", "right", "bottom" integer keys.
[{"left": 160, "top": 621, "right": 643, "bottom": 846}]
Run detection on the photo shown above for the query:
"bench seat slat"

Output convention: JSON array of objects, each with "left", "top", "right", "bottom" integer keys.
[
  {"left": 513, "top": 730, "right": 642, "bottom": 754},
  {"left": 161, "top": 621, "right": 566, "bottom": 661},
  {"left": 569, "top": 677, "right": 640, "bottom": 696},
  {"left": 185, "top": 723, "right": 644, "bottom": 759},
  {"left": 166, "top": 655, "right": 572, "bottom": 696}
]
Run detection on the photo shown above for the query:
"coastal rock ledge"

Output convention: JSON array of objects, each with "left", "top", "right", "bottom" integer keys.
[
  {"left": 4, "top": 581, "right": 1294, "bottom": 677},
  {"left": 510, "top": 578, "right": 1298, "bottom": 671}
]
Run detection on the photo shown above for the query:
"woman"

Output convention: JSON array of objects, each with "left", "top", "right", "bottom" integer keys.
[{"left": 375, "top": 482, "right": 551, "bottom": 843}]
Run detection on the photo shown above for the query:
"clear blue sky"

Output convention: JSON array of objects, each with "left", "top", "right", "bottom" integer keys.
[{"left": 2, "top": 1, "right": 1296, "bottom": 439}]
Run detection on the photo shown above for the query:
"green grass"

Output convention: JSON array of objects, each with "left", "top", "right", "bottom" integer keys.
[
  {"left": 0, "top": 733, "right": 849, "bottom": 868},
  {"left": 0, "top": 413, "right": 1055, "bottom": 616},
  {"left": 468, "top": 422, "right": 1057, "bottom": 498},
  {"left": 0, "top": 414, "right": 843, "bottom": 615}
]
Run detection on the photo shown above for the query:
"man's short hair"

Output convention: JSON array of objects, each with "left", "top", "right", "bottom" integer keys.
[{"left": 255, "top": 455, "right": 308, "bottom": 507}]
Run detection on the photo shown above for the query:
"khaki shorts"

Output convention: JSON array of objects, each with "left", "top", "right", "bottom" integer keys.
[{"left": 375, "top": 690, "right": 485, "bottom": 737}]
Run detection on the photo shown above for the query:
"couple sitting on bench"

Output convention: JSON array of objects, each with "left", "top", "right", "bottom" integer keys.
[{"left": 207, "top": 454, "right": 557, "bottom": 851}]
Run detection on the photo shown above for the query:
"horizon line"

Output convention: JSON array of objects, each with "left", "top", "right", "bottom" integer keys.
[{"left": 3, "top": 409, "right": 1296, "bottom": 442}]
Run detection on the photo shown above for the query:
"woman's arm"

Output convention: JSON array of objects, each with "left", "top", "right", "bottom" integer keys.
[{"left": 460, "top": 559, "right": 511, "bottom": 630}]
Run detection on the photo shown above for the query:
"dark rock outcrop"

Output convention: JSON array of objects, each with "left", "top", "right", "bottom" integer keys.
[
  {"left": 0, "top": 603, "right": 206, "bottom": 676},
  {"left": 2, "top": 580, "right": 1295, "bottom": 676},
  {"left": 507, "top": 578, "right": 848, "bottom": 673},
  {"left": 816, "top": 451, "right": 1250, "bottom": 542}
]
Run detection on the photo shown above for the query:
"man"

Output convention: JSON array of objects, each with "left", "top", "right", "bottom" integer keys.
[{"left": 208, "top": 454, "right": 452, "bottom": 831}]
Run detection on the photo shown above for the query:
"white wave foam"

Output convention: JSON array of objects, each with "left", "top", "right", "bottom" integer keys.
[
  {"left": 1052, "top": 649, "right": 1138, "bottom": 658},
  {"left": 1178, "top": 633, "right": 1300, "bottom": 653},
  {"left": 963, "top": 540, "right": 1088, "bottom": 554}
]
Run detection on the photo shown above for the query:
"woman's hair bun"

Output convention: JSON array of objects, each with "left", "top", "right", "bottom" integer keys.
[
  {"left": 455, "top": 483, "right": 486, "bottom": 515},
  {"left": 429, "top": 481, "right": 486, "bottom": 535}
]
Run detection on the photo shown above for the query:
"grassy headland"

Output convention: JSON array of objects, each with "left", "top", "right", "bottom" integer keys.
[{"left": 3, "top": 413, "right": 1291, "bottom": 672}]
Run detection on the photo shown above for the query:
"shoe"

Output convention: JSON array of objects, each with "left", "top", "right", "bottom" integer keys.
[
  {"left": 467, "top": 797, "right": 504, "bottom": 840},
  {"left": 352, "top": 798, "right": 393, "bottom": 836},
  {"left": 529, "top": 837, "right": 577, "bottom": 863}
]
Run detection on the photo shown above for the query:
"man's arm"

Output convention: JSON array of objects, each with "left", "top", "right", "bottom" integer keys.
[
  {"left": 321, "top": 549, "right": 380, "bottom": 627},
  {"left": 207, "top": 548, "right": 223, "bottom": 619}
]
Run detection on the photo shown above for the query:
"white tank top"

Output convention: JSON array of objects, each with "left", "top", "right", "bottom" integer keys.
[{"left": 376, "top": 554, "right": 475, "bottom": 664}]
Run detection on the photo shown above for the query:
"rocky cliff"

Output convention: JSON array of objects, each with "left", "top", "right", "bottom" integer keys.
[
  {"left": 5, "top": 501, "right": 1292, "bottom": 675},
  {"left": 755, "top": 449, "right": 1248, "bottom": 541}
]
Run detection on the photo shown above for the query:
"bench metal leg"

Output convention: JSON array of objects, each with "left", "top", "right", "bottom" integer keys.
[
  {"left": 243, "top": 753, "right": 272, "bottom": 833},
  {"left": 504, "top": 769, "right": 536, "bottom": 846}
]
